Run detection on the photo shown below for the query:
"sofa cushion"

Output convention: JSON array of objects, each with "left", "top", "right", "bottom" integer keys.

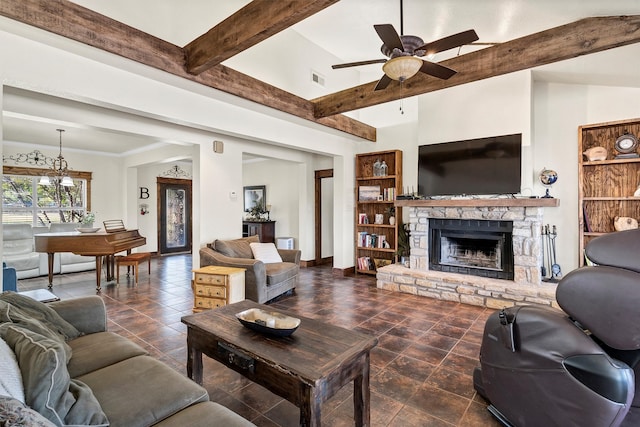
[
  {"left": 265, "top": 262, "right": 298, "bottom": 286},
  {"left": 249, "top": 242, "right": 283, "bottom": 264},
  {"left": 67, "top": 332, "right": 148, "bottom": 378},
  {"left": 0, "top": 337, "right": 24, "bottom": 402},
  {"left": 0, "top": 395, "right": 56, "bottom": 427},
  {"left": 77, "top": 355, "right": 209, "bottom": 427},
  {"left": 3, "top": 252, "right": 40, "bottom": 272},
  {"left": 3, "top": 325, "right": 108, "bottom": 426},
  {"left": 2, "top": 224, "right": 33, "bottom": 254},
  {"left": 153, "top": 401, "right": 256, "bottom": 427},
  {"left": 215, "top": 235, "right": 259, "bottom": 259}
]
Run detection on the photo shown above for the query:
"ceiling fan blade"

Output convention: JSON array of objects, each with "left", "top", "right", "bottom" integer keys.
[
  {"left": 373, "top": 74, "right": 393, "bottom": 91},
  {"left": 419, "top": 60, "right": 457, "bottom": 80},
  {"left": 417, "top": 29, "right": 479, "bottom": 56},
  {"left": 374, "top": 24, "right": 403, "bottom": 51},
  {"left": 332, "top": 59, "right": 387, "bottom": 69}
]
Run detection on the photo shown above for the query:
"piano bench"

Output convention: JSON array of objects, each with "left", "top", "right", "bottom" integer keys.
[{"left": 115, "top": 252, "right": 151, "bottom": 285}]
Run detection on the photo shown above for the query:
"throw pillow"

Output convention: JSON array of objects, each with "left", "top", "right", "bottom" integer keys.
[
  {"left": 249, "top": 242, "right": 283, "bottom": 264},
  {"left": 0, "top": 338, "right": 24, "bottom": 403},
  {"left": 215, "top": 235, "right": 259, "bottom": 259},
  {"left": 0, "top": 292, "right": 81, "bottom": 341},
  {"left": 3, "top": 325, "right": 109, "bottom": 426},
  {"left": 0, "top": 395, "right": 56, "bottom": 427},
  {"left": 0, "top": 304, "right": 73, "bottom": 363}
]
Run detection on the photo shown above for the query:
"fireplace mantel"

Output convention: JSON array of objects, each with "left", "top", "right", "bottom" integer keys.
[{"left": 395, "top": 198, "right": 559, "bottom": 208}]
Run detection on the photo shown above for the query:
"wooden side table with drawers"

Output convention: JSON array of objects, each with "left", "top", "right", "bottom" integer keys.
[{"left": 192, "top": 266, "right": 246, "bottom": 312}]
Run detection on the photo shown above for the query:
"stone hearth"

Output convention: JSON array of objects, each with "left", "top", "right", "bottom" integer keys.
[{"left": 376, "top": 199, "right": 560, "bottom": 309}]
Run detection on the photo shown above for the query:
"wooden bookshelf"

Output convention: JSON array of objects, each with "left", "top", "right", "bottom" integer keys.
[
  {"left": 578, "top": 118, "right": 640, "bottom": 265},
  {"left": 355, "top": 150, "right": 402, "bottom": 275}
]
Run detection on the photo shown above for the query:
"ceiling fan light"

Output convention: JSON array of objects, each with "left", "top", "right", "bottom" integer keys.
[
  {"left": 382, "top": 56, "right": 423, "bottom": 82},
  {"left": 60, "top": 176, "right": 74, "bottom": 187}
]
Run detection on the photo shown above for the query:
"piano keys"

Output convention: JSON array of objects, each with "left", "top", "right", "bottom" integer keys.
[{"left": 35, "top": 229, "right": 146, "bottom": 291}]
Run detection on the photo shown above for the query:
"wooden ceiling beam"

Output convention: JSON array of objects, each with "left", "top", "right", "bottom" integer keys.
[
  {"left": 184, "top": 0, "right": 339, "bottom": 75},
  {"left": 312, "top": 15, "right": 640, "bottom": 118},
  {"left": 0, "top": 0, "right": 376, "bottom": 141}
]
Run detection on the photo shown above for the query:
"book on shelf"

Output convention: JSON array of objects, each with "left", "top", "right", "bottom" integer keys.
[
  {"left": 357, "top": 232, "right": 387, "bottom": 248},
  {"left": 383, "top": 187, "right": 396, "bottom": 201},
  {"left": 357, "top": 256, "right": 375, "bottom": 271},
  {"left": 357, "top": 256, "right": 392, "bottom": 272}
]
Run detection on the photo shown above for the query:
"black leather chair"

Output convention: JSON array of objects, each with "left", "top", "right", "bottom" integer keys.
[{"left": 473, "top": 229, "right": 640, "bottom": 427}]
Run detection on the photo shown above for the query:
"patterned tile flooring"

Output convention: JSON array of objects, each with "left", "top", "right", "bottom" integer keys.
[{"left": 18, "top": 255, "right": 501, "bottom": 426}]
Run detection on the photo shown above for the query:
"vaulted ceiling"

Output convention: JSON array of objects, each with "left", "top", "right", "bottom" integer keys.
[{"left": 3, "top": 0, "right": 640, "bottom": 151}]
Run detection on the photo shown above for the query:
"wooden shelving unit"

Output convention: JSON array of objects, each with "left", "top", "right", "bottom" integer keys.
[
  {"left": 578, "top": 118, "right": 640, "bottom": 266},
  {"left": 355, "top": 150, "right": 402, "bottom": 275}
]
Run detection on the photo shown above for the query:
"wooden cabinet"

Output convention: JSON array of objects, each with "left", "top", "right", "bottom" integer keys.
[
  {"left": 192, "top": 266, "right": 245, "bottom": 312},
  {"left": 242, "top": 220, "right": 275, "bottom": 243},
  {"left": 578, "top": 118, "right": 640, "bottom": 266},
  {"left": 355, "top": 150, "right": 403, "bottom": 275}
]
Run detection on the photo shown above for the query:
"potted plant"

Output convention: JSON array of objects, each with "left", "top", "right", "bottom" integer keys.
[
  {"left": 80, "top": 211, "right": 95, "bottom": 227},
  {"left": 396, "top": 221, "right": 411, "bottom": 267},
  {"left": 386, "top": 206, "right": 396, "bottom": 226},
  {"left": 247, "top": 204, "right": 266, "bottom": 221}
]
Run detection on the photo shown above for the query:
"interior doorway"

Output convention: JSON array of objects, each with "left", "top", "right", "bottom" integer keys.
[
  {"left": 314, "top": 169, "right": 334, "bottom": 265},
  {"left": 157, "top": 177, "right": 192, "bottom": 255}
]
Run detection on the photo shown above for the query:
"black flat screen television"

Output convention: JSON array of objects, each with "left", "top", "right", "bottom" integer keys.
[{"left": 418, "top": 133, "right": 522, "bottom": 197}]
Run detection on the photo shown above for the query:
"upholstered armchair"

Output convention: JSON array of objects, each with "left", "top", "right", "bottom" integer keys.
[{"left": 199, "top": 235, "right": 301, "bottom": 304}]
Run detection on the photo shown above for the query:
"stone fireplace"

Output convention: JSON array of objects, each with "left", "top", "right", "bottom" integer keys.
[
  {"left": 376, "top": 199, "right": 560, "bottom": 309},
  {"left": 429, "top": 218, "right": 514, "bottom": 280}
]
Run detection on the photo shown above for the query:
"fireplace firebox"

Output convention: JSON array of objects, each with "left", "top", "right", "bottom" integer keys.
[{"left": 429, "top": 219, "right": 514, "bottom": 280}]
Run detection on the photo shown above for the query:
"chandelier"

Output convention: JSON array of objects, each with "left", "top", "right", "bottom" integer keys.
[{"left": 39, "top": 129, "right": 74, "bottom": 187}]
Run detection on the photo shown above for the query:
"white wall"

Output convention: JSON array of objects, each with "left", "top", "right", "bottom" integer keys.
[
  {"left": 243, "top": 158, "right": 300, "bottom": 242},
  {"left": 533, "top": 82, "right": 640, "bottom": 271},
  {"left": 321, "top": 177, "right": 334, "bottom": 258},
  {"left": 418, "top": 71, "right": 535, "bottom": 193}
]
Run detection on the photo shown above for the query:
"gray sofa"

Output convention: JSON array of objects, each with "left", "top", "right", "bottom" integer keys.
[
  {"left": 2, "top": 223, "right": 95, "bottom": 280},
  {"left": 200, "top": 235, "right": 300, "bottom": 304},
  {"left": 0, "top": 293, "right": 255, "bottom": 427}
]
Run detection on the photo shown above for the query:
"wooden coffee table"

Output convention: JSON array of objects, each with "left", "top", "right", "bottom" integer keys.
[{"left": 181, "top": 300, "right": 378, "bottom": 427}]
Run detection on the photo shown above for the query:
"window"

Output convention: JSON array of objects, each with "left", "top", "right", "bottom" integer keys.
[{"left": 2, "top": 167, "right": 92, "bottom": 226}]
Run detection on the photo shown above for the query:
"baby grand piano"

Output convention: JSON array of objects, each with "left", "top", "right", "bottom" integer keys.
[{"left": 35, "top": 221, "right": 146, "bottom": 291}]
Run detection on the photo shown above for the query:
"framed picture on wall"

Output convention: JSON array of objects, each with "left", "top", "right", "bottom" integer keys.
[{"left": 244, "top": 185, "right": 266, "bottom": 212}]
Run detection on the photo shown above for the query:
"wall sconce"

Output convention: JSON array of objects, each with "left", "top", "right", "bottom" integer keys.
[{"left": 140, "top": 204, "right": 149, "bottom": 215}]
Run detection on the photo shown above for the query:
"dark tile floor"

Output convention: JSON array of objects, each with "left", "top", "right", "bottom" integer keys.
[{"left": 18, "top": 255, "right": 501, "bottom": 427}]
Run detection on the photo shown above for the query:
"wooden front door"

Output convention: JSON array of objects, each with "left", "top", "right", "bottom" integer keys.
[{"left": 157, "top": 177, "right": 192, "bottom": 255}]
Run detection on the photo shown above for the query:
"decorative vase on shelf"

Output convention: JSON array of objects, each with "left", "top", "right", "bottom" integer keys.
[
  {"left": 372, "top": 158, "right": 382, "bottom": 176},
  {"left": 380, "top": 161, "right": 388, "bottom": 176},
  {"left": 389, "top": 216, "right": 396, "bottom": 226}
]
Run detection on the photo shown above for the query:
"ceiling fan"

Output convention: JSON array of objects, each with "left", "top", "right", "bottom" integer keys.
[{"left": 332, "top": 2, "right": 479, "bottom": 91}]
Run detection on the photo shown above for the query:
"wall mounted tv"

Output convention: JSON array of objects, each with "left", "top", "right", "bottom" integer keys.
[{"left": 418, "top": 133, "right": 522, "bottom": 197}]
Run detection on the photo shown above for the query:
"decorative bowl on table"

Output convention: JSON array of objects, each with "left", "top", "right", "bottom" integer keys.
[
  {"left": 235, "top": 308, "right": 301, "bottom": 337},
  {"left": 76, "top": 227, "right": 101, "bottom": 233}
]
